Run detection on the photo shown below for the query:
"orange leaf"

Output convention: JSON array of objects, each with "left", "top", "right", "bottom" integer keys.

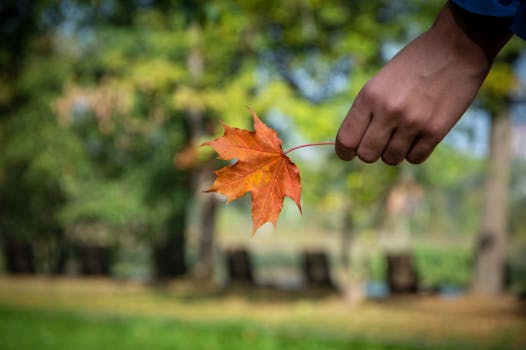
[{"left": 202, "top": 108, "right": 301, "bottom": 235}]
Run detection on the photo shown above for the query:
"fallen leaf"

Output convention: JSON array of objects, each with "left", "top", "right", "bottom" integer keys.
[{"left": 202, "top": 108, "right": 301, "bottom": 234}]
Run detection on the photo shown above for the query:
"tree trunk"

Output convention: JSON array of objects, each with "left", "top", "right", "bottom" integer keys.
[
  {"left": 340, "top": 200, "right": 353, "bottom": 273},
  {"left": 185, "top": 23, "right": 218, "bottom": 280},
  {"left": 153, "top": 212, "right": 187, "bottom": 279},
  {"left": 2, "top": 238, "right": 35, "bottom": 274},
  {"left": 76, "top": 244, "right": 112, "bottom": 276},
  {"left": 472, "top": 112, "right": 511, "bottom": 295},
  {"left": 193, "top": 192, "right": 217, "bottom": 279},
  {"left": 53, "top": 237, "right": 69, "bottom": 275}
]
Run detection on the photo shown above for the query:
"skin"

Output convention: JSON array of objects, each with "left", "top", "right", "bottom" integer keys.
[{"left": 335, "top": 1, "right": 513, "bottom": 165}]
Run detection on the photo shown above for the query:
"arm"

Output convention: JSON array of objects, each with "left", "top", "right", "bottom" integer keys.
[{"left": 335, "top": 1, "right": 513, "bottom": 165}]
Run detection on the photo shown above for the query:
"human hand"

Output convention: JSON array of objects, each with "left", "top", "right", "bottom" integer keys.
[{"left": 335, "top": 2, "right": 512, "bottom": 165}]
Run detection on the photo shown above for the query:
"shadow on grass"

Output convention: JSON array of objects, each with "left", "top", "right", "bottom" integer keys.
[{"left": 148, "top": 278, "right": 339, "bottom": 304}]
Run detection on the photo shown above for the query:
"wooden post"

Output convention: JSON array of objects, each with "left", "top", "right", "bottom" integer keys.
[
  {"left": 225, "top": 248, "right": 254, "bottom": 284},
  {"left": 301, "top": 250, "right": 334, "bottom": 288},
  {"left": 386, "top": 253, "right": 418, "bottom": 294},
  {"left": 3, "top": 239, "right": 35, "bottom": 274},
  {"left": 77, "top": 245, "right": 112, "bottom": 276}
]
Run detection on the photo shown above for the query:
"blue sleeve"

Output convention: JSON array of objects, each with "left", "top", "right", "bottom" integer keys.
[{"left": 451, "top": 0, "right": 526, "bottom": 39}]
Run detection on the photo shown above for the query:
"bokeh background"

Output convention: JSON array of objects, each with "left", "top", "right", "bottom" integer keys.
[{"left": 1, "top": 0, "right": 526, "bottom": 349}]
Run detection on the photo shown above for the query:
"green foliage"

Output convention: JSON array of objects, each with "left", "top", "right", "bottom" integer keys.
[
  {"left": 0, "top": 95, "right": 82, "bottom": 240},
  {"left": 413, "top": 245, "right": 472, "bottom": 288},
  {"left": 479, "top": 62, "right": 520, "bottom": 114},
  {"left": 409, "top": 145, "right": 484, "bottom": 237},
  {"left": 0, "top": 1, "right": 196, "bottom": 272},
  {"left": 367, "top": 253, "right": 386, "bottom": 281},
  {"left": 366, "top": 244, "right": 473, "bottom": 288}
]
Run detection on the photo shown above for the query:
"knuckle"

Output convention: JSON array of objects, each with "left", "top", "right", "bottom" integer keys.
[
  {"left": 360, "top": 82, "right": 380, "bottom": 105},
  {"left": 406, "top": 153, "right": 428, "bottom": 164},
  {"left": 382, "top": 152, "right": 403, "bottom": 166},
  {"left": 335, "top": 135, "right": 357, "bottom": 152},
  {"left": 422, "top": 124, "right": 444, "bottom": 142},
  {"left": 357, "top": 148, "right": 380, "bottom": 163},
  {"left": 406, "top": 143, "right": 434, "bottom": 164},
  {"left": 402, "top": 115, "right": 425, "bottom": 130},
  {"left": 382, "top": 99, "right": 404, "bottom": 117}
]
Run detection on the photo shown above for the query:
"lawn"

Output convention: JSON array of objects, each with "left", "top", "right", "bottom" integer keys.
[
  {"left": 0, "top": 277, "right": 524, "bottom": 350},
  {"left": 0, "top": 306, "right": 419, "bottom": 350}
]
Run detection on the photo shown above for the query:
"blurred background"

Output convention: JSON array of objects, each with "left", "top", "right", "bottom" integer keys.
[{"left": 1, "top": 0, "right": 526, "bottom": 349}]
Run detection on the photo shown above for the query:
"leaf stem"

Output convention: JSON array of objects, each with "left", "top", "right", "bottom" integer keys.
[{"left": 284, "top": 142, "right": 336, "bottom": 155}]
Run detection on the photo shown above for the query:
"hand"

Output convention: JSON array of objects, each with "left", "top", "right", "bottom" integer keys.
[{"left": 335, "top": 2, "right": 512, "bottom": 165}]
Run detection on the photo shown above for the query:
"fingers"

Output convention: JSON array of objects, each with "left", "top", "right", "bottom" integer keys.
[
  {"left": 336, "top": 85, "right": 448, "bottom": 165},
  {"left": 335, "top": 90, "right": 372, "bottom": 161},
  {"left": 381, "top": 128, "right": 419, "bottom": 165},
  {"left": 336, "top": 104, "right": 437, "bottom": 165},
  {"left": 335, "top": 84, "right": 420, "bottom": 165},
  {"left": 355, "top": 118, "right": 394, "bottom": 163},
  {"left": 406, "top": 131, "right": 442, "bottom": 164}
]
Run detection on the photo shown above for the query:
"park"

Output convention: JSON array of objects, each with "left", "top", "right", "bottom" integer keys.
[{"left": 1, "top": 1, "right": 526, "bottom": 349}]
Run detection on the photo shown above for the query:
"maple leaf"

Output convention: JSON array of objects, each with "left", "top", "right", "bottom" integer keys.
[{"left": 202, "top": 109, "right": 302, "bottom": 235}]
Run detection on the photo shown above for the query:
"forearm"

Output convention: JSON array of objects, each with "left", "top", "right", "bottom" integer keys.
[{"left": 435, "top": 1, "right": 513, "bottom": 67}]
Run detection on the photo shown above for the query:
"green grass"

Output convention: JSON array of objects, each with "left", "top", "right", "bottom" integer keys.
[
  {"left": 0, "top": 277, "right": 524, "bottom": 350},
  {"left": 0, "top": 305, "right": 413, "bottom": 350}
]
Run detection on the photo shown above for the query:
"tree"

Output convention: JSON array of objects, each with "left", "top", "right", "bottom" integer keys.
[
  {"left": 472, "top": 49, "right": 524, "bottom": 294},
  {"left": 0, "top": 0, "right": 84, "bottom": 274},
  {"left": 56, "top": 41, "right": 194, "bottom": 277},
  {"left": 473, "top": 110, "right": 511, "bottom": 294}
]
